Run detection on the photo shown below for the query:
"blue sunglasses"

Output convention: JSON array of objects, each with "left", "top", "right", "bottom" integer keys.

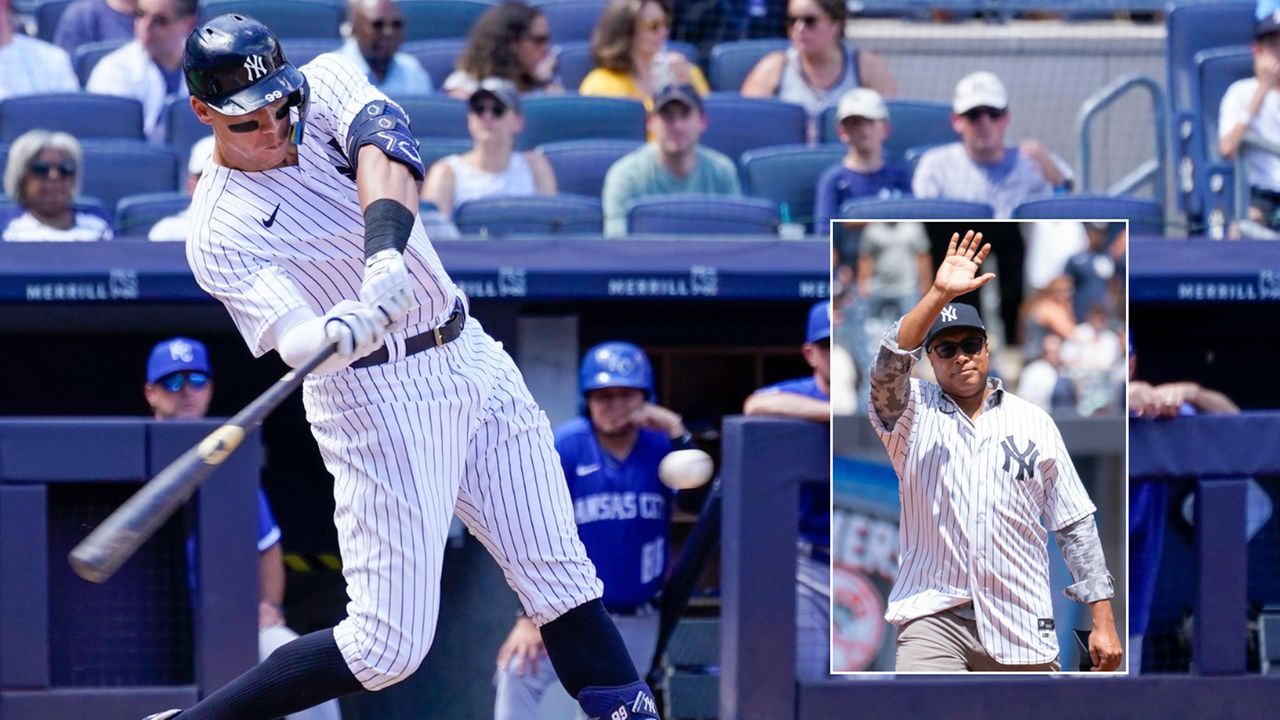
[{"left": 156, "top": 371, "right": 210, "bottom": 392}]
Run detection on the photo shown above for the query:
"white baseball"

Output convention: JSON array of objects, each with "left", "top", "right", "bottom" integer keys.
[{"left": 658, "top": 449, "right": 714, "bottom": 490}]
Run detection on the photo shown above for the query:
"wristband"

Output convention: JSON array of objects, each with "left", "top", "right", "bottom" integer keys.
[{"left": 363, "top": 198, "right": 414, "bottom": 258}]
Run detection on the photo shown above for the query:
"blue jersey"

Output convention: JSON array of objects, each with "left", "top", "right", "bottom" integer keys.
[
  {"left": 754, "top": 376, "right": 830, "bottom": 547},
  {"left": 258, "top": 489, "right": 282, "bottom": 551},
  {"left": 555, "top": 417, "right": 673, "bottom": 611}
]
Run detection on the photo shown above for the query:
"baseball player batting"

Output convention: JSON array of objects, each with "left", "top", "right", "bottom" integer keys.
[
  {"left": 867, "top": 230, "right": 1123, "bottom": 672},
  {"left": 144, "top": 14, "right": 658, "bottom": 720},
  {"left": 493, "top": 342, "right": 692, "bottom": 719}
]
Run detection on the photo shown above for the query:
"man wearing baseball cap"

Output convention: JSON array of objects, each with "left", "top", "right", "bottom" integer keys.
[
  {"left": 814, "top": 87, "right": 911, "bottom": 232},
  {"left": 1219, "top": 11, "right": 1280, "bottom": 233},
  {"left": 601, "top": 83, "right": 740, "bottom": 237},
  {"left": 868, "top": 230, "right": 1122, "bottom": 673}
]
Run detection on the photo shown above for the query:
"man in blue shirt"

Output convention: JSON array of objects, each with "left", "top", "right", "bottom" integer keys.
[
  {"left": 744, "top": 301, "right": 832, "bottom": 679},
  {"left": 336, "top": 0, "right": 433, "bottom": 97},
  {"left": 492, "top": 341, "right": 692, "bottom": 719}
]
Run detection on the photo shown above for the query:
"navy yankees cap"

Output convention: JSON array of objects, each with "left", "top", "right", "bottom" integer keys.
[
  {"left": 148, "top": 337, "right": 210, "bottom": 383},
  {"left": 923, "top": 303, "right": 986, "bottom": 350},
  {"left": 654, "top": 84, "right": 703, "bottom": 113}
]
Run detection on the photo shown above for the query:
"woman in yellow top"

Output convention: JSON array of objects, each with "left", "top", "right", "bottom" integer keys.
[{"left": 579, "top": 0, "right": 709, "bottom": 108}]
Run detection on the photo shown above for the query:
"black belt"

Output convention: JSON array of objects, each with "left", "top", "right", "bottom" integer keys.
[{"left": 351, "top": 300, "right": 465, "bottom": 369}]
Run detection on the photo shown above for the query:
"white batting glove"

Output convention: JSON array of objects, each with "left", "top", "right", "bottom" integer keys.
[
  {"left": 360, "top": 249, "right": 414, "bottom": 329},
  {"left": 323, "top": 299, "right": 386, "bottom": 360}
]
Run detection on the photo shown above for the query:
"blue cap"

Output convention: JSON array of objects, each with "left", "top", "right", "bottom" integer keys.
[
  {"left": 923, "top": 303, "right": 986, "bottom": 349},
  {"left": 147, "top": 337, "right": 210, "bottom": 383},
  {"left": 806, "top": 300, "right": 831, "bottom": 344}
]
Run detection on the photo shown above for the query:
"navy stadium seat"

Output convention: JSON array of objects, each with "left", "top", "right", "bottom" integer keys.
[
  {"left": 35, "top": 0, "right": 75, "bottom": 42},
  {"left": 739, "top": 143, "right": 845, "bottom": 230},
  {"left": 399, "top": 0, "right": 494, "bottom": 42},
  {"left": 531, "top": 0, "right": 605, "bottom": 42},
  {"left": 838, "top": 197, "right": 994, "bottom": 220},
  {"left": 0, "top": 93, "right": 144, "bottom": 142},
  {"left": 164, "top": 97, "right": 212, "bottom": 182},
  {"left": 820, "top": 99, "right": 954, "bottom": 165},
  {"left": 397, "top": 95, "right": 470, "bottom": 138},
  {"left": 626, "top": 194, "right": 778, "bottom": 235},
  {"left": 707, "top": 39, "right": 789, "bottom": 92},
  {"left": 80, "top": 141, "right": 180, "bottom": 212},
  {"left": 72, "top": 38, "right": 129, "bottom": 87},
  {"left": 517, "top": 95, "right": 646, "bottom": 150},
  {"left": 1193, "top": 46, "right": 1252, "bottom": 226},
  {"left": 1011, "top": 195, "right": 1164, "bottom": 237},
  {"left": 700, "top": 94, "right": 806, "bottom": 161},
  {"left": 115, "top": 191, "right": 191, "bottom": 239},
  {"left": 198, "top": 0, "right": 345, "bottom": 39},
  {"left": 279, "top": 37, "right": 343, "bottom": 67},
  {"left": 400, "top": 38, "right": 469, "bottom": 89},
  {"left": 416, "top": 136, "right": 473, "bottom": 170},
  {"left": 453, "top": 193, "right": 603, "bottom": 235},
  {"left": 537, "top": 138, "right": 643, "bottom": 197}
]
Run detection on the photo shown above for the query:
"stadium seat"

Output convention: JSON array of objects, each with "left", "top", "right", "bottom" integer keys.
[
  {"left": 838, "top": 197, "right": 994, "bottom": 220},
  {"left": 114, "top": 191, "right": 191, "bottom": 239},
  {"left": 35, "top": 0, "right": 74, "bottom": 42},
  {"left": 279, "top": 37, "right": 343, "bottom": 67},
  {"left": 417, "top": 136, "right": 473, "bottom": 170},
  {"left": 820, "top": 99, "right": 955, "bottom": 165},
  {"left": 72, "top": 38, "right": 129, "bottom": 87},
  {"left": 531, "top": 0, "right": 605, "bottom": 42},
  {"left": 739, "top": 143, "right": 845, "bottom": 231},
  {"left": 400, "top": 38, "right": 469, "bottom": 89},
  {"left": 700, "top": 94, "right": 806, "bottom": 161},
  {"left": 706, "top": 38, "right": 789, "bottom": 92},
  {"left": 537, "top": 138, "right": 643, "bottom": 197},
  {"left": 517, "top": 95, "right": 647, "bottom": 150},
  {"left": 0, "top": 93, "right": 144, "bottom": 142},
  {"left": 80, "top": 141, "right": 180, "bottom": 213},
  {"left": 397, "top": 95, "right": 470, "bottom": 138},
  {"left": 453, "top": 193, "right": 603, "bottom": 235},
  {"left": 399, "top": 0, "right": 494, "bottom": 42},
  {"left": 1193, "top": 46, "right": 1253, "bottom": 229},
  {"left": 626, "top": 194, "right": 779, "bottom": 235},
  {"left": 1011, "top": 195, "right": 1164, "bottom": 237},
  {"left": 198, "top": 0, "right": 345, "bottom": 39},
  {"left": 164, "top": 98, "right": 212, "bottom": 182}
]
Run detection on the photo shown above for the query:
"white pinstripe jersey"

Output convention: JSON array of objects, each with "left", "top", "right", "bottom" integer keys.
[
  {"left": 187, "top": 54, "right": 459, "bottom": 356},
  {"left": 868, "top": 323, "right": 1096, "bottom": 664}
]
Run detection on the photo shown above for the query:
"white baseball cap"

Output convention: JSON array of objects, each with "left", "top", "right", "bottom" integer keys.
[
  {"left": 836, "top": 87, "right": 888, "bottom": 122},
  {"left": 952, "top": 71, "right": 1008, "bottom": 115}
]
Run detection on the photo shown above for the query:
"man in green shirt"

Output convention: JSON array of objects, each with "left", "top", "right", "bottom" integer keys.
[{"left": 601, "top": 84, "right": 741, "bottom": 237}]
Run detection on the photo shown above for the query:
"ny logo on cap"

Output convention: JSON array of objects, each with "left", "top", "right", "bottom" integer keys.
[
  {"left": 940, "top": 305, "right": 958, "bottom": 323},
  {"left": 169, "top": 339, "right": 195, "bottom": 363},
  {"left": 244, "top": 55, "right": 268, "bottom": 81}
]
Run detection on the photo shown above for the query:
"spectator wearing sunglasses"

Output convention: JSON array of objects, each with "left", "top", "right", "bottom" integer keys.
[
  {"left": 1, "top": 129, "right": 111, "bottom": 242},
  {"left": 741, "top": 0, "right": 896, "bottom": 143},
  {"left": 421, "top": 78, "right": 557, "bottom": 218},
  {"left": 143, "top": 337, "right": 342, "bottom": 720},
  {"left": 913, "top": 71, "right": 1072, "bottom": 218},
  {"left": 86, "top": 0, "right": 197, "bottom": 144},
  {"left": 336, "top": 0, "right": 432, "bottom": 97},
  {"left": 579, "top": 0, "right": 707, "bottom": 108},
  {"left": 445, "top": 1, "right": 562, "bottom": 99}
]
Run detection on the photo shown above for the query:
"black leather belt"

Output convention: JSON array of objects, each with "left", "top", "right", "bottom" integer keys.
[{"left": 351, "top": 300, "right": 465, "bottom": 369}]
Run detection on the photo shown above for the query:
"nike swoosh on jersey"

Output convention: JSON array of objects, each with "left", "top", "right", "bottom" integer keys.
[
  {"left": 575, "top": 463, "right": 600, "bottom": 476},
  {"left": 260, "top": 204, "right": 281, "bottom": 228}
]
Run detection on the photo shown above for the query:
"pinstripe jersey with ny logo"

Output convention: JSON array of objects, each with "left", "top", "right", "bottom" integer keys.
[{"left": 868, "top": 322, "right": 1096, "bottom": 665}]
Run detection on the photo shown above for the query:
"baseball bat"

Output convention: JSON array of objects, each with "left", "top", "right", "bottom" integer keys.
[{"left": 68, "top": 343, "right": 337, "bottom": 584}]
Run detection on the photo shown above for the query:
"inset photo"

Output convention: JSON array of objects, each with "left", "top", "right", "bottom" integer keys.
[{"left": 830, "top": 220, "right": 1128, "bottom": 674}]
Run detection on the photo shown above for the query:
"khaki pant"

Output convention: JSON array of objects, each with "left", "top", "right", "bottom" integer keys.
[{"left": 895, "top": 608, "right": 1060, "bottom": 672}]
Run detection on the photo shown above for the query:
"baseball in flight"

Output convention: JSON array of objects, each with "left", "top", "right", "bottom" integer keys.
[{"left": 658, "top": 449, "right": 714, "bottom": 490}]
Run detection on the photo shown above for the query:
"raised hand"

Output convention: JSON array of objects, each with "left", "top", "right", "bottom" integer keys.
[{"left": 933, "top": 230, "right": 995, "bottom": 299}]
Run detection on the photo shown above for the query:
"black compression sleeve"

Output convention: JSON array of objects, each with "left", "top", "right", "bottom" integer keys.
[{"left": 363, "top": 198, "right": 414, "bottom": 259}]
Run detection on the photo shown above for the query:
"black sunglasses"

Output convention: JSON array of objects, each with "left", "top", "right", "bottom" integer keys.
[
  {"left": 962, "top": 106, "right": 1006, "bottom": 122},
  {"left": 469, "top": 99, "right": 508, "bottom": 117},
  {"left": 156, "top": 371, "right": 211, "bottom": 392},
  {"left": 787, "top": 14, "right": 821, "bottom": 29},
  {"left": 929, "top": 337, "right": 986, "bottom": 359},
  {"left": 28, "top": 159, "right": 76, "bottom": 178},
  {"left": 370, "top": 18, "right": 404, "bottom": 31}
]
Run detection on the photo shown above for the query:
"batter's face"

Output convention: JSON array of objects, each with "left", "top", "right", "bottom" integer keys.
[
  {"left": 192, "top": 96, "right": 294, "bottom": 172},
  {"left": 926, "top": 328, "right": 989, "bottom": 401},
  {"left": 145, "top": 373, "right": 213, "bottom": 420},
  {"left": 20, "top": 147, "right": 75, "bottom": 216},
  {"left": 586, "top": 387, "right": 646, "bottom": 436}
]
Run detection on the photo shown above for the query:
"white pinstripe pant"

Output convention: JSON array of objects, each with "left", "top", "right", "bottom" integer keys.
[{"left": 304, "top": 319, "right": 603, "bottom": 691}]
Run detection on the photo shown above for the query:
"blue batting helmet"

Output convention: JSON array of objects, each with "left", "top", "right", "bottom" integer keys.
[{"left": 579, "top": 341, "right": 655, "bottom": 401}]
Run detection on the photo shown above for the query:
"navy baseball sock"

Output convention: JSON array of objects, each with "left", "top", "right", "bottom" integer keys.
[
  {"left": 180, "top": 628, "right": 362, "bottom": 720},
  {"left": 540, "top": 599, "right": 644, "bottom": 694}
]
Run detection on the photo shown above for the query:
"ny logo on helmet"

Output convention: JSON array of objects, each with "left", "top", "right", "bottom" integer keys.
[{"left": 244, "top": 55, "right": 268, "bottom": 81}]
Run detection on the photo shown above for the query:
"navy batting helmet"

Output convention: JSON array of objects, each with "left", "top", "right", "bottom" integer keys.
[
  {"left": 580, "top": 342, "right": 655, "bottom": 401},
  {"left": 184, "top": 14, "right": 305, "bottom": 118}
]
